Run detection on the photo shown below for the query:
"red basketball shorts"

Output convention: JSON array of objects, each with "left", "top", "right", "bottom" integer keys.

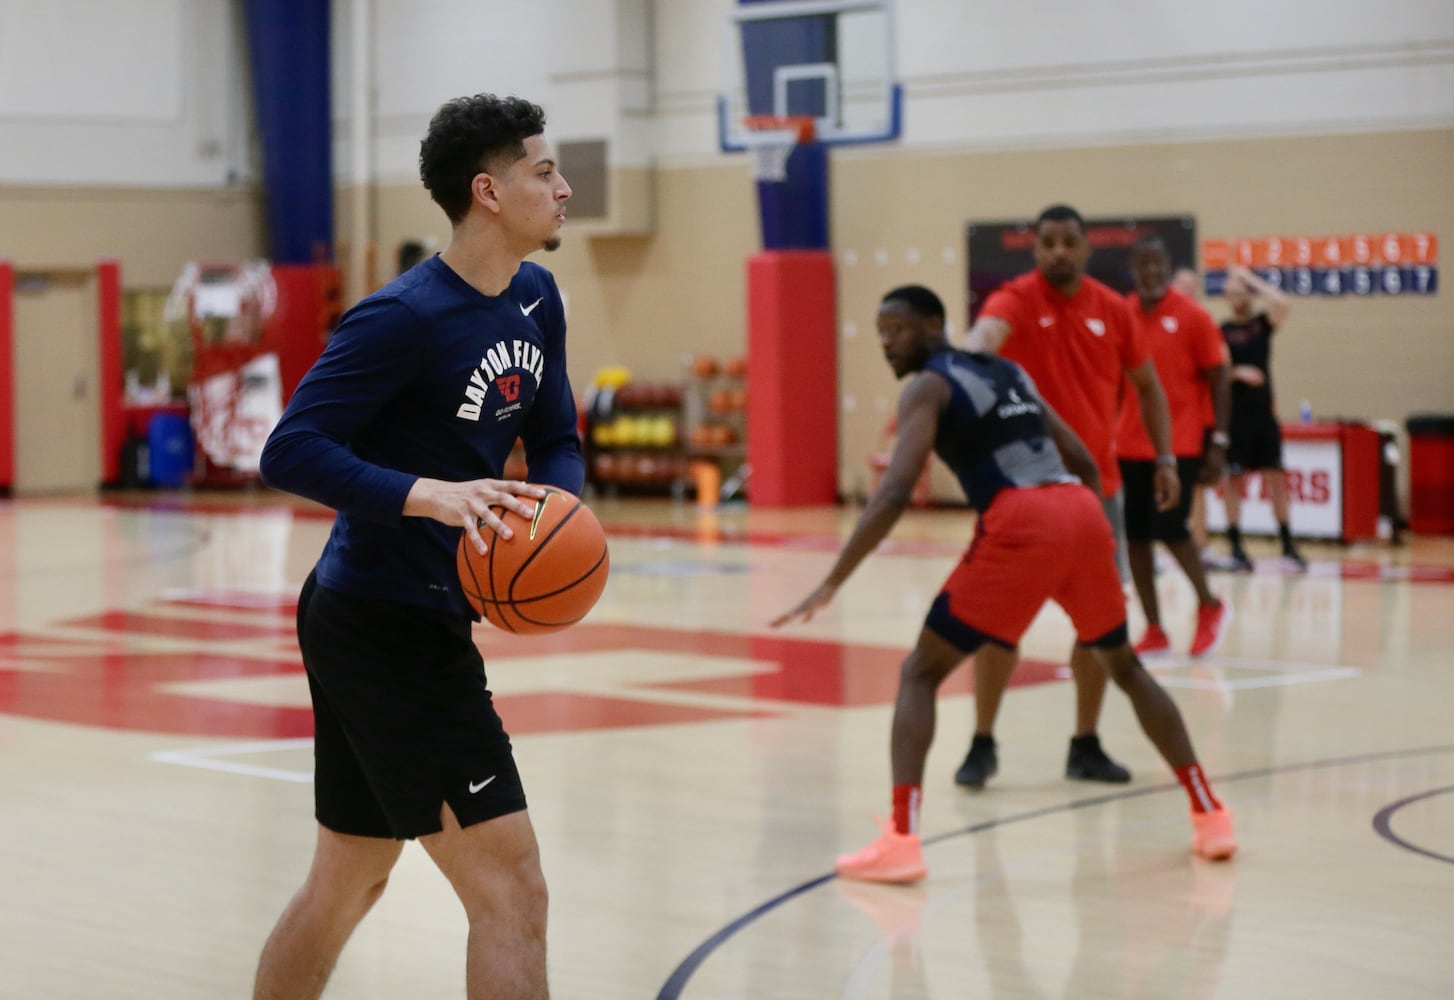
[{"left": 929, "top": 483, "right": 1127, "bottom": 650}]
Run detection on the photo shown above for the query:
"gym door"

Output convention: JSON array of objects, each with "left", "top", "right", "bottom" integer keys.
[{"left": 13, "top": 271, "right": 100, "bottom": 493}]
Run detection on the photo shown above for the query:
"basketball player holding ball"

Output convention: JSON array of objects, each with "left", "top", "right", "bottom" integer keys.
[{"left": 256, "top": 94, "right": 579, "bottom": 1000}]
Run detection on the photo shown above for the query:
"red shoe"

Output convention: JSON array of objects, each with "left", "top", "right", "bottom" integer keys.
[
  {"left": 1191, "top": 807, "right": 1238, "bottom": 861},
  {"left": 835, "top": 820, "right": 927, "bottom": 884},
  {"left": 1134, "top": 624, "right": 1173, "bottom": 656},
  {"left": 1189, "top": 599, "right": 1230, "bottom": 658}
]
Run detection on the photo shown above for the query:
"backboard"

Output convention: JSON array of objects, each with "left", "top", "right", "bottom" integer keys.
[{"left": 719, "top": 0, "right": 901, "bottom": 151}]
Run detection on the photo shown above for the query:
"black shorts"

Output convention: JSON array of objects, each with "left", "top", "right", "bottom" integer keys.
[
  {"left": 1228, "top": 404, "right": 1283, "bottom": 473},
  {"left": 298, "top": 570, "right": 527, "bottom": 839},
  {"left": 1120, "top": 456, "right": 1203, "bottom": 544}
]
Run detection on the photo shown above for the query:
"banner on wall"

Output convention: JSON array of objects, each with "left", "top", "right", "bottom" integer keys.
[
  {"left": 1203, "top": 436, "right": 1343, "bottom": 539},
  {"left": 1201, "top": 233, "right": 1438, "bottom": 297},
  {"left": 189, "top": 353, "right": 283, "bottom": 474},
  {"left": 967, "top": 216, "right": 1196, "bottom": 325}
]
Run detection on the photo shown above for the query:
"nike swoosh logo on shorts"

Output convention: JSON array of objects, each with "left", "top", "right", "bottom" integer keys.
[{"left": 469, "top": 776, "right": 497, "bottom": 794}]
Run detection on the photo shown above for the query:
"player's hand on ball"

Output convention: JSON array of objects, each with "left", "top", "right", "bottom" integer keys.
[
  {"left": 406, "top": 477, "right": 547, "bottom": 554},
  {"left": 771, "top": 583, "right": 838, "bottom": 628}
]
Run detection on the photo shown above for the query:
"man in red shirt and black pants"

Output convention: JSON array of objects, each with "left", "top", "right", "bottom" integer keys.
[
  {"left": 1119, "top": 236, "right": 1232, "bottom": 658},
  {"left": 957, "top": 204, "right": 1179, "bottom": 790}
]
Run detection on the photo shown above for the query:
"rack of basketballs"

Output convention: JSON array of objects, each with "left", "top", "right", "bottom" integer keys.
[
  {"left": 583, "top": 372, "right": 688, "bottom": 492},
  {"left": 581, "top": 355, "right": 749, "bottom": 497},
  {"left": 683, "top": 354, "right": 748, "bottom": 500},
  {"left": 684, "top": 354, "right": 747, "bottom": 454}
]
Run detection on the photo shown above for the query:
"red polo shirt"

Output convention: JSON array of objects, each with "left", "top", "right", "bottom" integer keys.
[
  {"left": 1117, "top": 288, "right": 1229, "bottom": 460},
  {"left": 982, "top": 270, "right": 1147, "bottom": 496}
]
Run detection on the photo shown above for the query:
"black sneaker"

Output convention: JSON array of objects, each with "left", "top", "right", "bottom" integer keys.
[
  {"left": 954, "top": 735, "right": 998, "bottom": 789},
  {"left": 1281, "top": 549, "right": 1308, "bottom": 574},
  {"left": 1228, "top": 550, "right": 1255, "bottom": 574},
  {"left": 1065, "top": 735, "right": 1131, "bottom": 783}
]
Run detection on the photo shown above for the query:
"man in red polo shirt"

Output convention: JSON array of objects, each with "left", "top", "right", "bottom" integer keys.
[
  {"left": 955, "top": 204, "right": 1179, "bottom": 790},
  {"left": 1119, "top": 236, "right": 1232, "bottom": 657}
]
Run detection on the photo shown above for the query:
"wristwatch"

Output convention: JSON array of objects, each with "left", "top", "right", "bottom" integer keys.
[
  {"left": 1210, "top": 431, "right": 1230, "bottom": 448},
  {"left": 1155, "top": 454, "right": 1177, "bottom": 467}
]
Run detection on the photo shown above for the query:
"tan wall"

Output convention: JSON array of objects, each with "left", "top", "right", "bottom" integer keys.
[
  {"left": 371, "top": 128, "right": 1452, "bottom": 506},
  {"left": 0, "top": 186, "right": 264, "bottom": 288},
  {"left": 831, "top": 129, "right": 1454, "bottom": 502},
  {"left": 11, "top": 129, "right": 1448, "bottom": 510},
  {"left": 370, "top": 165, "right": 758, "bottom": 390}
]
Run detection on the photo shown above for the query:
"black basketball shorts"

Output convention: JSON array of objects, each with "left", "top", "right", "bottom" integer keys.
[
  {"left": 1120, "top": 456, "right": 1203, "bottom": 545},
  {"left": 297, "top": 570, "right": 527, "bottom": 839},
  {"left": 1228, "top": 405, "right": 1284, "bottom": 474}
]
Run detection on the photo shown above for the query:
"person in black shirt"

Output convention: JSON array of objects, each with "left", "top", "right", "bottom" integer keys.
[
  {"left": 1219, "top": 264, "right": 1306, "bottom": 572},
  {"left": 253, "top": 94, "right": 579, "bottom": 1000}
]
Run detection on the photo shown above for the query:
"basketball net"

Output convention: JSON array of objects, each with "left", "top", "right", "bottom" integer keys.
[{"left": 742, "top": 115, "right": 815, "bottom": 182}]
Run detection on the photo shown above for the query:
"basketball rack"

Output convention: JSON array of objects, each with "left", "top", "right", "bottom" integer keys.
[{"left": 741, "top": 114, "right": 816, "bottom": 182}]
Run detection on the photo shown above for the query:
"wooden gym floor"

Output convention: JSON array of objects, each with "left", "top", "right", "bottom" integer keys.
[{"left": 1, "top": 490, "right": 1451, "bottom": 999}]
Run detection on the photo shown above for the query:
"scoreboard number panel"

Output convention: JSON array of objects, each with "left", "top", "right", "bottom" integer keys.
[{"left": 1201, "top": 232, "right": 1439, "bottom": 298}]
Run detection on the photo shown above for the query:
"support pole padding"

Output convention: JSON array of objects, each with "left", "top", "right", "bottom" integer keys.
[{"left": 745, "top": 250, "right": 837, "bottom": 507}]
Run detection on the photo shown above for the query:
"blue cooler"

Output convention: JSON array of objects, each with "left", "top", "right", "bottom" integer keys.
[{"left": 147, "top": 412, "right": 194, "bottom": 489}]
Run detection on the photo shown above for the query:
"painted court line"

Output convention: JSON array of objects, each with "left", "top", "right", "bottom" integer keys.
[
  {"left": 150, "top": 737, "right": 314, "bottom": 783},
  {"left": 654, "top": 743, "right": 1454, "bottom": 1000}
]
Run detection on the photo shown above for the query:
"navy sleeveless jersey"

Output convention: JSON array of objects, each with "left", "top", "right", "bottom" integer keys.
[
  {"left": 260, "top": 256, "right": 585, "bottom": 618},
  {"left": 924, "top": 349, "right": 1077, "bottom": 511}
]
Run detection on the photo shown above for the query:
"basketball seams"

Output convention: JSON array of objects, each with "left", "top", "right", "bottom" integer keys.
[
  {"left": 509, "top": 545, "right": 608, "bottom": 603},
  {"left": 504, "top": 498, "right": 583, "bottom": 604},
  {"left": 457, "top": 518, "right": 518, "bottom": 632},
  {"left": 457, "top": 489, "right": 608, "bottom": 634},
  {"left": 486, "top": 504, "right": 506, "bottom": 616},
  {"left": 457, "top": 534, "right": 490, "bottom": 614},
  {"left": 511, "top": 566, "right": 607, "bottom": 622},
  {"left": 502, "top": 552, "right": 607, "bottom": 612}
]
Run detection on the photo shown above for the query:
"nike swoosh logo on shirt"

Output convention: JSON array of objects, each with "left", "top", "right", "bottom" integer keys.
[{"left": 521, "top": 297, "right": 543, "bottom": 316}]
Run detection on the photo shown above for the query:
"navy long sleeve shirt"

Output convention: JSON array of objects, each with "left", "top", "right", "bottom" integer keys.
[{"left": 260, "top": 256, "right": 585, "bottom": 618}]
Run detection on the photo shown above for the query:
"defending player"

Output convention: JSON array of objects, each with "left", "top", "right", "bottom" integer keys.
[{"left": 772, "top": 285, "right": 1237, "bottom": 883}]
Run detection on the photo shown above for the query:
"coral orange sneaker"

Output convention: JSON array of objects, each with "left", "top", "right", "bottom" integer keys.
[
  {"left": 1189, "top": 599, "right": 1230, "bottom": 658},
  {"left": 1134, "top": 624, "right": 1173, "bottom": 656},
  {"left": 1191, "top": 807, "right": 1238, "bottom": 861},
  {"left": 835, "top": 821, "right": 927, "bottom": 884}
]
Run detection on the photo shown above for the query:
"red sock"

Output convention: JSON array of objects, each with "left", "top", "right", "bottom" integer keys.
[
  {"left": 1176, "top": 763, "right": 1222, "bottom": 814},
  {"left": 891, "top": 784, "right": 921, "bottom": 835}
]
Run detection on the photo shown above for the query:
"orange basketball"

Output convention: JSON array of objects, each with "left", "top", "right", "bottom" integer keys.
[{"left": 456, "top": 488, "right": 610, "bottom": 634}]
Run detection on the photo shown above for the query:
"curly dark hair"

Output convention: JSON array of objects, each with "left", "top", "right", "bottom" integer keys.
[{"left": 419, "top": 94, "right": 547, "bottom": 224}]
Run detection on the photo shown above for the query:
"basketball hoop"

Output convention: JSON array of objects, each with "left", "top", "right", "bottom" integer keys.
[{"left": 742, "top": 115, "right": 815, "bottom": 182}]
